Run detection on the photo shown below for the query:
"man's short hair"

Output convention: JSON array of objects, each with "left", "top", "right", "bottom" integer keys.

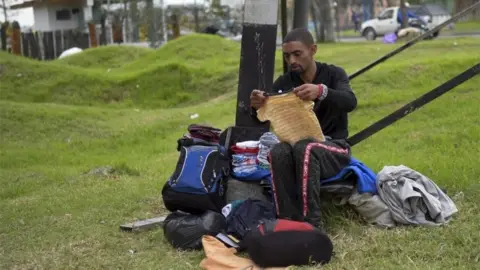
[{"left": 283, "top": 28, "right": 315, "bottom": 46}]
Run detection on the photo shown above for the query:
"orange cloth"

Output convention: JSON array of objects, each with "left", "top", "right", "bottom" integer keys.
[
  {"left": 256, "top": 92, "right": 325, "bottom": 145},
  {"left": 199, "top": 235, "right": 288, "bottom": 270}
]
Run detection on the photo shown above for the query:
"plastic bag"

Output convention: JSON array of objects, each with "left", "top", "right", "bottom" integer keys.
[{"left": 163, "top": 210, "right": 227, "bottom": 250}]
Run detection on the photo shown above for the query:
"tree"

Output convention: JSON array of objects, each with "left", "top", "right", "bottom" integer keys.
[
  {"left": 400, "top": 0, "right": 407, "bottom": 28},
  {"left": 315, "top": 0, "right": 337, "bottom": 43},
  {"left": 1, "top": 0, "right": 7, "bottom": 21},
  {"left": 145, "top": 0, "right": 157, "bottom": 47},
  {"left": 386, "top": 0, "right": 397, "bottom": 6},
  {"left": 129, "top": 0, "right": 139, "bottom": 42},
  {"left": 293, "top": 0, "right": 309, "bottom": 29},
  {"left": 1, "top": 0, "right": 18, "bottom": 22},
  {"left": 310, "top": 0, "right": 321, "bottom": 42},
  {"left": 193, "top": 0, "right": 200, "bottom": 32},
  {"left": 209, "top": 0, "right": 223, "bottom": 17}
]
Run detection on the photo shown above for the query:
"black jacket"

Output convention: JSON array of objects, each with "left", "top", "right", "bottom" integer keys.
[{"left": 252, "top": 61, "right": 357, "bottom": 140}]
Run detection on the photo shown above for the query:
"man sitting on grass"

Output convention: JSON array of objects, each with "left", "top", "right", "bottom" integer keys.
[{"left": 249, "top": 28, "right": 357, "bottom": 228}]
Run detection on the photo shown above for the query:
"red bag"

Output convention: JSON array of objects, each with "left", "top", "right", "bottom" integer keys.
[
  {"left": 242, "top": 219, "right": 333, "bottom": 268},
  {"left": 257, "top": 219, "right": 315, "bottom": 235}
]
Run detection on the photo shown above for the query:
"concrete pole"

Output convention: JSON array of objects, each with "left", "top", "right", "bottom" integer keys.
[{"left": 235, "top": 0, "right": 278, "bottom": 128}]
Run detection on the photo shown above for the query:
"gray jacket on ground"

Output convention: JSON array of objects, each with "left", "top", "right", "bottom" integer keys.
[{"left": 376, "top": 165, "right": 458, "bottom": 226}]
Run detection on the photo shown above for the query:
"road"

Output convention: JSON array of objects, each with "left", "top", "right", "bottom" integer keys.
[
  {"left": 337, "top": 32, "right": 480, "bottom": 43},
  {"left": 119, "top": 32, "right": 479, "bottom": 49}
]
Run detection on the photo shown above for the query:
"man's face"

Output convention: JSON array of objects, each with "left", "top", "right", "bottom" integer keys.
[{"left": 282, "top": 41, "right": 316, "bottom": 74}]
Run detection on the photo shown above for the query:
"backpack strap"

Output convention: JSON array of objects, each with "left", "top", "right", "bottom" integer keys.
[{"left": 176, "top": 137, "right": 220, "bottom": 151}]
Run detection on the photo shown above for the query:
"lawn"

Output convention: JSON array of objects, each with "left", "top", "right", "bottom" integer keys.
[
  {"left": 443, "top": 20, "right": 480, "bottom": 34},
  {"left": 0, "top": 35, "right": 480, "bottom": 269}
]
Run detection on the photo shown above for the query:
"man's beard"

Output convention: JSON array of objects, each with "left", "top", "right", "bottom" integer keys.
[{"left": 289, "top": 65, "right": 305, "bottom": 74}]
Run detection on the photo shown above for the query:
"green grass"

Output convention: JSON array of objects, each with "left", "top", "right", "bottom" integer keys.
[
  {"left": 0, "top": 34, "right": 240, "bottom": 109},
  {"left": 1, "top": 36, "right": 480, "bottom": 269},
  {"left": 444, "top": 20, "right": 480, "bottom": 34},
  {"left": 56, "top": 45, "right": 152, "bottom": 69}
]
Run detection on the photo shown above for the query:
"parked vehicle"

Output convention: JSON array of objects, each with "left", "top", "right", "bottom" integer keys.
[
  {"left": 408, "top": 4, "right": 453, "bottom": 32},
  {"left": 360, "top": 4, "right": 451, "bottom": 41}
]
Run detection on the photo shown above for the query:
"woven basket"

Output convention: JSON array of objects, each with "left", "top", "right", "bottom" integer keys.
[{"left": 257, "top": 92, "right": 325, "bottom": 145}]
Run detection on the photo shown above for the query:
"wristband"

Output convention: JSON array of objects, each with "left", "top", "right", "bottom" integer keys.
[{"left": 317, "top": 84, "right": 328, "bottom": 101}]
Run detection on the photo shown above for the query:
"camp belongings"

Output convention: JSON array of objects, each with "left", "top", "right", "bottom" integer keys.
[
  {"left": 185, "top": 124, "right": 222, "bottom": 143},
  {"left": 224, "top": 199, "right": 276, "bottom": 240},
  {"left": 256, "top": 91, "right": 326, "bottom": 145},
  {"left": 199, "top": 235, "right": 287, "bottom": 270},
  {"left": 226, "top": 134, "right": 279, "bottom": 202},
  {"left": 230, "top": 138, "right": 274, "bottom": 182},
  {"left": 242, "top": 218, "right": 333, "bottom": 267},
  {"left": 160, "top": 124, "right": 459, "bottom": 268},
  {"left": 257, "top": 132, "right": 280, "bottom": 168},
  {"left": 163, "top": 210, "right": 227, "bottom": 250},
  {"left": 194, "top": 198, "right": 334, "bottom": 268},
  {"left": 376, "top": 165, "right": 458, "bottom": 226},
  {"left": 160, "top": 124, "right": 336, "bottom": 268},
  {"left": 161, "top": 125, "right": 230, "bottom": 215},
  {"left": 231, "top": 140, "right": 262, "bottom": 179}
]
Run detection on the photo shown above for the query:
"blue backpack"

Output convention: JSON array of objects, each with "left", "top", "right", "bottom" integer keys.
[{"left": 162, "top": 138, "right": 231, "bottom": 214}]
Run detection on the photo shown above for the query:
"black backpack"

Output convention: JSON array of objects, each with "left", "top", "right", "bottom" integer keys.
[{"left": 225, "top": 199, "right": 276, "bottom": 240}]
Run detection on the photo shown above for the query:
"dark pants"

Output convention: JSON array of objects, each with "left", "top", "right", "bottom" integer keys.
[{"left": 268, "top": 138, "right": 351, "bottom": 227}]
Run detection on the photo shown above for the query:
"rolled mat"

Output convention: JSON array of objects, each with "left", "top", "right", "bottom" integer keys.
[{"left": 244, "top": 230, "right": 333, "bottom": 268}]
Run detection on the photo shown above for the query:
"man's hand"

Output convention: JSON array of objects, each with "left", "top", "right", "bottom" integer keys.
[
  {"left": 293, "top": 84, "right": 322, "bottom": 101},
  {"left": 250, "top": 89, "right": 266, "bottom": 109}
]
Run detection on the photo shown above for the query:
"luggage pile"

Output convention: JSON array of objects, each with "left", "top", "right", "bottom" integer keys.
[{"left": 160, "top": 124, "right": 334, "bottom": 268}]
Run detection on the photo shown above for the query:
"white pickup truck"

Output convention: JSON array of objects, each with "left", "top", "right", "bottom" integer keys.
[{"left": 360, "top": 6, "right": 451, "bottom": 40}]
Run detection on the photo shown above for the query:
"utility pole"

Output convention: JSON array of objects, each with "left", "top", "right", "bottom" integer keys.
[
  {"left": 293, "top": 0, "right": 309, "bottom": 29},
  {"left": 280, "top": 0, "right": 288, "bottom": 73}
]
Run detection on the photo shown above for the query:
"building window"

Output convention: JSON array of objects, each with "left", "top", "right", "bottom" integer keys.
[{"left": 56, "top": 9, "right": 71, "bottom": 21}]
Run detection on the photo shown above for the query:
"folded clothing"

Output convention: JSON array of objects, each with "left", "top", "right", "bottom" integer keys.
[
  {"left": 231, "top": 154, "right": 258, "bottom": 167},
  {"left": 259, "top": 132, "right": 279, "bottom": 148},
  {"left": 232, "top": 165, "right": 258, "bottom": 175},
  {"left": 258, "top": 162, "right": 271, "bottom": 170},
  {"left": 236, "top": 140, "right": 260, "bottom": 149},
  {"left": 231, "top": 145, "right": 259, "bottom": 154},
  {"left": 231, "top": 140, "right": 271, "bottom": 182},
  {"left": 257, "top": 133, "right": 279, "bottom": 166},
  {"left": 232, "top": 166, "right": 271, "bottom": 181}
]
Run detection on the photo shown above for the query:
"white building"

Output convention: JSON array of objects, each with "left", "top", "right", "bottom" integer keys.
[
  {"left": 10, "top": 0, "right": 95, "bottom": 31},
  {"left": 221, "top": 0, "right": 244, "bottom": 7}
]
